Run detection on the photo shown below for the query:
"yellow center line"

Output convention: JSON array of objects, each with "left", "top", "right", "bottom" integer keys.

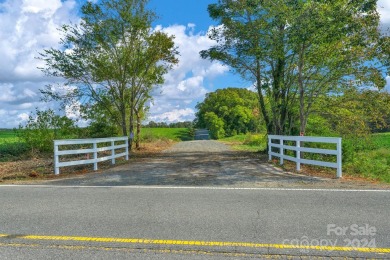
[{"left": 0, "top": 233, "right": 389, "bottom": 254}]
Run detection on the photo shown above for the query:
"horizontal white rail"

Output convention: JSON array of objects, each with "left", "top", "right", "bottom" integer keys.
[
  {"left": 54, "top": 137, "right": 129, "bottom": 175},
  {"left": 268, "top": 135, "right": 342, "bottom": 178}
]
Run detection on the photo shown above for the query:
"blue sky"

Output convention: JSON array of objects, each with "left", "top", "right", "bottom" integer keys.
[{"left": 0, "top": 0, "right": 389, "bottom": 128}]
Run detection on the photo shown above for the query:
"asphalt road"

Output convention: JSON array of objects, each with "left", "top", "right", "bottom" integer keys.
[
  {"left": 194, "top": 129, "right": 210, "bottom": 140},
  {"left": 0, "top": 185, "right": 389, "bottom": 259}
]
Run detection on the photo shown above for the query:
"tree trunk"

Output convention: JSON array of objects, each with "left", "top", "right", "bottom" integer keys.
[
  {"left": 128, "top": 84, "right": 136, "bottom": 151},
  {"left": 136, "top": 112, "right": 141, "bottom": 149},
  {"left": 255, "top": 61, "right": 272, "bottom": 134},
  {"left": 298, "top": 45, "right": 306, "bottom": 163},
  {"left": 120, "top": 107, "right": 127, "bottom": 137}
]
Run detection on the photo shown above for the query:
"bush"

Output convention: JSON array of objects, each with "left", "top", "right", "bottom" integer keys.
[
  {"left": 18, "top": 109, "right": 78, "bottom": 153},
  {"left": 87, "top": 121, "right": 119, "bottom": 138},
  {"left": 204, "top": 112, "right": 225, "bottom": 139},
  {"left": 243, "top": 133, "right": 267, "bottom": 147},
  {"left": 344, "top": 148, "right": 390, "bottom": 182},
  {"left": 0, "top": 142, "right": 30, "bottom": 161}
]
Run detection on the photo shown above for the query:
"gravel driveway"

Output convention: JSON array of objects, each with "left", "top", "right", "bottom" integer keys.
[
  {"left": 37, "top": 140, "right": 389, "bottom": 189},
  {"left": 37, "top": 140, "right": 318, "bottom": 187}
]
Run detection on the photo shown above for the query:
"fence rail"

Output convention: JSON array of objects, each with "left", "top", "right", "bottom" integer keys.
[
  {"left": 268, "top": 135, "right": 342, "bottom": 178},
  {"left": 54, "top": 137, "right": 129, "bottom": 175}
]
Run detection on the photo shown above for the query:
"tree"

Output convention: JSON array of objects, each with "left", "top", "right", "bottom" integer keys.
[
  {"left": 18, "top": 109, "right": 77, "bottom": 153},
  {"left": 204, "top": 112, "right": 225, "bottom": 139},
  {"left": 201, "top": 0, "right": 297, "bottom": 135},
  {"left": 288, "top": 0, "right": 387, "bottom": 135},
  {"left": 39, "top": 0, "right": 178, "bottom": 149},
  {"left": 309, "top": 89, "right": 390, "bottom": 136},
  {"left": 195, "top": 88, "right": 262, "bottom": 138},
  {"left": 201, "top": 0, "right": 389, "bottom": 135}
]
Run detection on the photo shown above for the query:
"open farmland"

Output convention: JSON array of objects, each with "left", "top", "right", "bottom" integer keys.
[{"left": 0, "top": 129, "right": 19, "bottom": 144}]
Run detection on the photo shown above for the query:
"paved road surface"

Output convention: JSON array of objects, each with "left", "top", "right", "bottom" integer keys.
[
  {"left": 194, "top": 129, "right": 210, "bottom": 140},
  {"left": 0, "top": 185, "right": 389, "bottom": 259},
  {"left": 1, "top": 141, "right": 390, "bottom": 259}
]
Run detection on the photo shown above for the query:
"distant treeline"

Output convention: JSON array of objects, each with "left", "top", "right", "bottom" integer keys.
[{"left": 143, "top": 121, "right": 194, "bottom": 128}]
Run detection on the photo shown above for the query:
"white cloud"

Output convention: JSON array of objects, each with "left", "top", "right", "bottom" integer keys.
[
  {"left": 384, "top": 76, "right": 390, "bottom": 93},
  {"left": 378, "top": 0, "right": 390, "bottom": 26},
  {"left": 148, "top": 24, "right": 228, "bottom": 123},
  {"left": 0, "top": 0, "right": 78, "bottom": 128},
  {"left": 1, "top": 1, "right": 388, "bottom": 128},
  {"left": 149, "top": 108, "right": 195, "bottom": 122}
]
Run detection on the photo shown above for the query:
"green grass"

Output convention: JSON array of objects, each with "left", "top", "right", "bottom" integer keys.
[
  {"left": 140, "top": 128, "right": 193, "bottom": 142},
  {"left": 220, "top": 131, "right": 390, "bottom": 183},
  {"left": 0, "top": 129, "right": 29, "bottom": 161},
  {"left": 0, "top": 129, "right": 19, "bottom": 143},
  {"left": 343, "top": 132, "right": 390, "bottom": 182},
  {"left": 372, "top": 132, "right": 390, "bottom": 149},
  {"left": 219, "top": 133, "right": 267, "bottom": 152}
]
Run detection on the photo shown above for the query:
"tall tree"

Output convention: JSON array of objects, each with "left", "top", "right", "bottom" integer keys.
[
  {"left": 288, "top": 0, "right": 387, "bottom": 134},
  {"left": 201, "top": 0, "right": 389, "bottom": 135},
  {"left": 201, "top": 0, "right": 297, "bottom": 135},
  {"left": 39, "top": 0, "right": 178, "bottom": 148}
]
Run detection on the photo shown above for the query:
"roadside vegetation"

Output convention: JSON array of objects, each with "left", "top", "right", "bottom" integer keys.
[
  {"left": 219, "top": 131, "right": 390, "bottom": 183},
  {"left": 219, "top": 133, "right": 267, "bottom": 152},
  {"left": 0, "top": 127, "right": 193, "bottom": 182}
]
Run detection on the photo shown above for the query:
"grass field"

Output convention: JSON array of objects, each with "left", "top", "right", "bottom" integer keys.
[
  {"left": 219, "top": 133, "right": 267, "bottom": 152},
  {"left": 140, "top": 128, "right": 193, "bottom": 142},
  {"left": 372, "top": 132, "right": 390, "bottom": 148},
  {"left": 0, "top": 128, "right": 194, "bottom": 143},
  {"left": 0, "top": 129, "right": 19, "bottom": 143},
  {"left": 0, "top": 129, "right": 28, "bottom": 161},
  {"left": 220, "top": 132, "right": 390, "bottom": 183},
  {"left": 344, "top": 132, "right": 390, "bottom": 182}
]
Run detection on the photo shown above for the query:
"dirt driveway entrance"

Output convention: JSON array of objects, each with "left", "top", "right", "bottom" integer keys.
[{"left": 35, "top": 140, "right": 389, "bottom": 189}]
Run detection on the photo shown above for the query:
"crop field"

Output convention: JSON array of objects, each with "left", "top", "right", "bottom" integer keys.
[
  {"left": 0, "top": 129, "right": 19, "bottom": 144},
  {"left": 140, "top": 127, "right": 193, "bottom": 141}
]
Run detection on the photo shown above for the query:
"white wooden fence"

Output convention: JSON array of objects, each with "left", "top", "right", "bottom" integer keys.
[
  {"left": 268, "top": 135, "right": 342, "bottom": 178},
  {"left": 54, "top": 137, "right": 129, "bottom": 175}
]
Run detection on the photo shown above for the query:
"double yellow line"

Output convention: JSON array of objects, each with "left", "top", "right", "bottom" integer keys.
[{"left": 1, "top": 233, "right": 389, "bottom": 254}]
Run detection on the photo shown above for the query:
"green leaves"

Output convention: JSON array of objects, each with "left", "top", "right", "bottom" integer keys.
[
  {"left": 202, "top": 0, "right": 389, "bottom": 135},
  {"left": 195, "top": 88, "right": 262, "bottom": 138},
  {"left": 18, "top": 109, "right": 77, "bottom": 153},
  {"left": 39, "top": 0, "right": 178, "bottom": 140}
]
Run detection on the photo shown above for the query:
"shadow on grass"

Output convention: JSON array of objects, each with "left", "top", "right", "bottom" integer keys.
[
  {"left": 175, "top": 129, "right": 194, "bottom": 141},
  {"left": 0, "top": 142, "right": 30, "bottom": 162}
]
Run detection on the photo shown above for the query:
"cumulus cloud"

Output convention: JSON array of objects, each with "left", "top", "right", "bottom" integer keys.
[
  {"left": 378, "top": 0, "right": 390, "bottom": 28},
  {"left": 148, "top": 24, "right": 228, "bottom": 123},
  {"left": 0, "top": 0, "right": 78, "bottom": 128},
  {"left": 148, "top": 108, "right": 195, "bottom": 122},
  {"left": 1, "top": 1, "right": 389, "bottom": 128},
  {"left": 384, "top": 76, "right": 390, "bottom": 93}
]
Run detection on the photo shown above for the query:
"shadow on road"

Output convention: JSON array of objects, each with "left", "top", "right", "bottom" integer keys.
[{"left": 40, "top": 149, "right": 327, "bottom": 187}]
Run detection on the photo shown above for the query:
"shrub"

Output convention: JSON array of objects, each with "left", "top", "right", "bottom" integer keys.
[
  {"left": 344, "top": 148, "right": 390, "bottom": 183},
  {"left": 0, "top": 142, "right": 30, "bottom": 161},
  {"left": 18, "top": 109, "right": 78, "bottom": 153}
]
